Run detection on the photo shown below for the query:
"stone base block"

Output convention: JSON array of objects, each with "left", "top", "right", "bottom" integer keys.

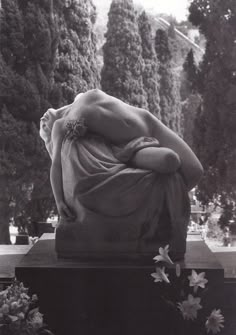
[
  {"left": 15, "top": 234, "right": 224, "bottom": 335},
  {"left": 55, "top": 221, "right": 186, "bottom": 261}
]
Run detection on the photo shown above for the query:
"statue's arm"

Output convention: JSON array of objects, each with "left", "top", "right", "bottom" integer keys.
[
  {"left": 84, "top": 90, "right": 203, "bottom": 189},
  {"left": 68, "top": 89, "right": 203, "bottom": 190},
  {"left": 131, "top": 147, "right": 181, "bottom": 174},
  {"left": 50, "top": 120, "right": 75, "bottom": 220},
  {"left": 148, "top": 113, "right": 203, "bottom": 191}
]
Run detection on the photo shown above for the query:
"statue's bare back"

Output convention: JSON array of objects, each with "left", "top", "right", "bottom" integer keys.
[{"left": 68, "top": 89, "right": 152, "bottom": 144}]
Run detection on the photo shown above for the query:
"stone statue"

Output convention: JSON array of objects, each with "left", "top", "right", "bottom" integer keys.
[{"left": 40, "top": 89, "right": 203, "bottom": 260}]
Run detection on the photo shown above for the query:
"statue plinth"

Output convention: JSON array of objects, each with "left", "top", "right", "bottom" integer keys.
[
  {"left": 55, "top": 210, "right": 187, "bottom": 261},
  {"left": 15, "top": 233, "right": 224, "bottom": 335}
]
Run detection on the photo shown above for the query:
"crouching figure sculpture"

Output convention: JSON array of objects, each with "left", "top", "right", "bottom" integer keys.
[{"left": 40, "top": 89, "right": 203, "bottom": 260}]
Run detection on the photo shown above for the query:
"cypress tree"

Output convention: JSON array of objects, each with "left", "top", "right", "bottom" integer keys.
[
  {"left": 182, "top": 93, "right": 202, "bottom": 148},
  {"left": 0, "top": 0, "right": 58, "bottom": 242},
  {"left": 1, "top": 0, "right": 59, "bottom": 121},
  {"left": 168, "top": 21, "right": 176, "bottom": 39},
  {"left": 101, "top": 0, "right": 147, "bottom": 108},
  {"left": 155, "top": 29, "right": 182, "bottom": 135},
  {"left": 138, "top": 11, "right": 161, "bottom": 118},
  {"left": 181, "top": 49, "right": 201, "bottom": 148},
  {"left": 181, "top": 49, "right": 199, "bottom": 100},
  {"left": 0, "top": 0, "right": 101, "bottom": 242},
  {"left": 54, "top": 0, "right": 100, "bottom": 106},
  {"left": 0, "top": 0, "right": 101, "bottom": 243},
  {"left": 189, "top": 0, "right": 236, "bottom": 217}
]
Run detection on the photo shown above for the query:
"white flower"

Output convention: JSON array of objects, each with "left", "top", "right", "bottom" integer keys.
[
  {"left": 0, "top": 290, "right": 7, "bottom": 301},
  {"left": 20, "top": 292, "right": 30, "bottom": 300},
  {"left": 10, "top": 301, "right": 18, "bottom": 310},
  {"left": 1, "top": 304, "right": 9, "bottom": 314},
  {"left": 206, "top": 309, "right": 224, "bottom": 334},
  {"left": 178, "top": 294, "right": 202, "bottom": 320},
  {"left": 151, "top": 267, "right": 170, "bottom": 284},
  {"left": 8, "top": 315, "right": 19, "bottom": 322},
  {"left": 32, "top": 294, "right": 38, "bottom": 302},
  {"left": 188, "top": 270, "right": 208, "bottom": 293},
  {"left": 153, "top": 245, "right": 174, "bottom": 265},
  {"left": 17, "top": 312, "right": 25, "bottom": 320},
  {"left": 0, "top": 290, "right": 7, "bottom": 296},
  {"left": 29, "top": 311, "right": 44, "bottom": 329}
]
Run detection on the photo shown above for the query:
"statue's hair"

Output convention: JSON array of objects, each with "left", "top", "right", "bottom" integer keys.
[
  {"left": 40, "top": 92, "right": 84, "bottom": 143},
  {"left": 39, "top": 107, "right": 65, "bottom": 144}
]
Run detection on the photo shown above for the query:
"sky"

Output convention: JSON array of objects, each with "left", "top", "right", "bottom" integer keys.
[
  {"left": 134, "top": 0, "right": 190, "bottom": 21},
  {"left": 93, "top": 0, "right": 190, "bottom": 22}
]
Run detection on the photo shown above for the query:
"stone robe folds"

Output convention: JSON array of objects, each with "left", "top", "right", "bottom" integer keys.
[{"left": 56, "top": 129, "right": 190, "bottom": 260}]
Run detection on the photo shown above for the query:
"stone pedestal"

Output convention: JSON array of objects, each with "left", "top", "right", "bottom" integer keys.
[{"left": 15, "top": 234, "right": 224, "bottom": 335}]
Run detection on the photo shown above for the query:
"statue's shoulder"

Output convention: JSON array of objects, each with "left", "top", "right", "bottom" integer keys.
[
  {"left": 53, "top": 118, "right": 66, "bottom": 129},
  {"left": 51, "top": 118, "right": 67, "bottom": 139},
  {"left": 86, "top": 88, "right": 104, "bottom": 99},
  {"left": 82, "top": 89, "right": 105, "bottom": 105}
]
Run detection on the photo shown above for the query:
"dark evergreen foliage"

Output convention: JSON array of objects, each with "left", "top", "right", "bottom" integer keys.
[
  {"left": 138, "top": 11, "right": 161, "bottom": 118},
  {"left": 168, "top": 21, "right": 176, "bottom": 39},
  {"left": 154, "top": 29, "right": 182, "bottom": 135},
  {"left": 181, "top": 49, "right": 201, "bottom": 148},
  {"left": 0, "top": 0, "right": 58, "bottom": 121},
  {"left": 0, "top": 0, "right": 57, "bottom": 242},
  {"left": 101, "top": 0, "right": 148, "bottom": 108},
  {"left": 0, "top": 0, "right": 100, "bottom": 243},
  {"left": 182, "top": 93, "right": 202, "bottom": 148},
  {"left": 54, "top": 0, "right": 100, "bottom": 106},
  {"left": 189, "top": 0, "right": 236, "bottom": 227},
  {"left": 181, "top": 49, "right": 199, "bottom": 100}
]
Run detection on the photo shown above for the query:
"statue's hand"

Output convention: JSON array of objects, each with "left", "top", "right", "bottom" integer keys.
[{"left": 57, "top": 201, "right": 75, "bottom": 221}]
